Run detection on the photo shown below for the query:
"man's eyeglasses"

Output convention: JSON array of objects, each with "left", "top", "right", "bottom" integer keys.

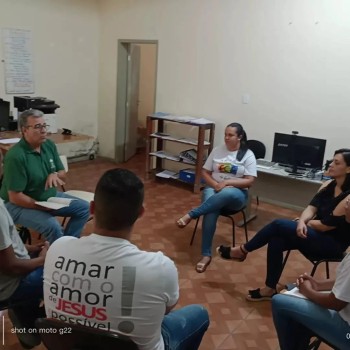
[{"left": 26, "top": 123, "right": 49, "bottom": 130}]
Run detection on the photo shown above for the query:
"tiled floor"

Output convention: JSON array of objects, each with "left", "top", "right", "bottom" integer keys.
[{"left": 1, "top": 152, "right": 334, "bottom": 349}]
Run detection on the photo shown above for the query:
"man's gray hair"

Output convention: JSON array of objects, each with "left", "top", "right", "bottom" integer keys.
[{"left": 19, "top": 109, "right": 44, "bottom": 128}]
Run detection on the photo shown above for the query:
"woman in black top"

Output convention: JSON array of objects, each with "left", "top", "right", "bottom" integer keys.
[{"left": 217, "top": 148, "right": 350, "bottom": 301}]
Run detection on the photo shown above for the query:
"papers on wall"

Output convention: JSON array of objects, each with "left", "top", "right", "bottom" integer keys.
[{"left": 2, "top": 28, "right": 34, "bottom": 94}]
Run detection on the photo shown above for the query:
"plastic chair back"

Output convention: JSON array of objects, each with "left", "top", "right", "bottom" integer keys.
[
  {"left": 247, "top": 140, "right": 266, "bottom": 159},
  {"left": 35, "top": 318, "right": 139, "bottom": 350}
]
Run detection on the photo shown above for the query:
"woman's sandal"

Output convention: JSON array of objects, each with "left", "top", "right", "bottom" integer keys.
[
  {"left": 195, "top": 257, "right": 212, "bottom": 273},
  {"left": 216, "top": 245, "right": 247, "bottom": 262},
  {"left": 176, "top": 216, "right": 191, "bottom": 228},
  {"left": 245, "top": 288, "right": 277, "bottom": 302}
]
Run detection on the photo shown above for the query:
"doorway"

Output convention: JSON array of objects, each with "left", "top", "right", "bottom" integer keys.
[{"left": 115, "top": 40, "right": 158, "bottom": 163}]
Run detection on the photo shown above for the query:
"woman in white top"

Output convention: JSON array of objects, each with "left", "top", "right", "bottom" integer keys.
[{"left": 176, "top": 123, "right": 257, "bottom": 273}]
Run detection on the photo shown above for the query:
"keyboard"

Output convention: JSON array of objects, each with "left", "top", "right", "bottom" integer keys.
[{"left": 256, "top": 159, "right": 276, "bottom": 169}]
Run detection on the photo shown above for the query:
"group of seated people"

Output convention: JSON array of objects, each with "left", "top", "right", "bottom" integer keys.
[{"left": 0, "top": 111, "right": 350, "bottom": 349}]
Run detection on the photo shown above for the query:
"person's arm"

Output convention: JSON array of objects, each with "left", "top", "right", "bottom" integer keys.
[
  {"left": 8, "top": 191, "right": 51, "bottom": 210},
  {"left": 296, "top": 205, "right": 317, "bottom": 238},
  {"left": 308, "top": 194, "right": 350, "bottom": 232},
  {"left": 220, "top": 175, "right": 255, "bottom": 189},
  {"left": 298, "top": 278, "right": 347, "bottom": 311},
  {"left": 346, "top": 196, "right": 350, "bottom": 223},
  {"left": 307, "top": 220, "right": 335, "bottom": 232},
  {"left": 201, "top": 168, "right": 218, "bottom": 189},
  {"left": 0, "top": 242, "right": 48, "bottom": 275},
  {"left": 165, "top": 300, "right": 178, "bottom": 315}
]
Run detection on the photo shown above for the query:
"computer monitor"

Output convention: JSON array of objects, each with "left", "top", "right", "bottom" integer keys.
[
  {"left": 272, "top": 132, "right": 326, "bottom": 172},
  {"left": 0, "top": 99, "right": 10, "bottom": 131}
]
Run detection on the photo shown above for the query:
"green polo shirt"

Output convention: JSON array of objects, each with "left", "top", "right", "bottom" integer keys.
[{"left": 0, "top": 138, "right": 64, "bottom": 202}]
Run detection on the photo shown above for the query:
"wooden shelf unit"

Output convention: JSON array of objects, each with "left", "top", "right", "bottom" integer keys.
[{"left": 145, "top": 114, "right": 215, "bottom": 193}]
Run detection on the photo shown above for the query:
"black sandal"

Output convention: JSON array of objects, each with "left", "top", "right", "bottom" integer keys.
[
  {"left": 246, "top": 288, "right": 277, "bottom": 302},
  {"left": 216, "top": 245, "right": 247, "bottom": 262}
]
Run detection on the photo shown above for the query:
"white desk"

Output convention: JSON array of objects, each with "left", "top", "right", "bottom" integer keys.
[{"left": 253, "top": 166, "right": 322, "bottom": 211}]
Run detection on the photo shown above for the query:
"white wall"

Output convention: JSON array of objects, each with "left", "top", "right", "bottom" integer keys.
[
  {"left": 0, "top": 0, "right": 99, "bottom": 136},
  {"left": 98, "top": 0, "right": 350, "bottom": 160}
]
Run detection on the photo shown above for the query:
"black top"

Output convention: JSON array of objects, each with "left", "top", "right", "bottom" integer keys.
[{"left": 309, "top": 180, "right": 350, "bottom": 250}]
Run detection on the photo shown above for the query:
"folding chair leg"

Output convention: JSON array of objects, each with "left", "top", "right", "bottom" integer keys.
[
  {"left": 190, "top": 218, "right": 200, "bottom": 246},
  {"left": 241, "top": 210, "right": 248, "bottom": 242}
]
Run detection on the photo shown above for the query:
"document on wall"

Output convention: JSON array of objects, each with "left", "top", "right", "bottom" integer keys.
[
  {"left": 2, "top": 28, "right": 34, "bottom": 94},
  {"left": 35, "top": 197, "right": 76, "bottom": 210}
]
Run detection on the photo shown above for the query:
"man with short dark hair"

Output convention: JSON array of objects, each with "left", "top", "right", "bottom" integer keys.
[
  {"left": 0, "top": 109, "right": 90, "bottom": 243},
  {"left": 44, "top": 168, "right": 209, "bottom": 350}
]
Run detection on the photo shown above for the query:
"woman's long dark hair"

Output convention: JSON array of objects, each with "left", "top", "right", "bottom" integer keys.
[
  {"left": 334, "top": 148, "right": 350, "bottom": 192},
  {"left": 227, "top": 122, "right": 248, "bottom": 161}
]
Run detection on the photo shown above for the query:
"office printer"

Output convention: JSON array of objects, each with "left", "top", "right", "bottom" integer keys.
[
  {"left": 14, "top": 96, "right": 60, "bottom": 113},
  {"left": 14, "top": 96, "right": 60, "bottom": 133}
]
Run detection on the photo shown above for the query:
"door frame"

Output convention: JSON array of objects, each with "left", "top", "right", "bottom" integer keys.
[{"left": 115, "top": 39, "right": 158, "bottom": 163}]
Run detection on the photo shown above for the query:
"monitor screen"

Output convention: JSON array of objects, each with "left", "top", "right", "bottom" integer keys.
[
  {"left": 272, "top": 132, "right": 326, "bottom": 170},
  {"left": 0, "top": 99, "right": 10, "bottom": 131}
]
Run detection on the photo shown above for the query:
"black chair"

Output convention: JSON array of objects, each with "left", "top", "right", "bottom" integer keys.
[
  {"left": 308, "top": 336, "right": 339, "bottom": 350},
  {"left": 247, "top": 139, "right": 266, "bottom": 159},
  {"left": 247, "top": 140, "right": 266, "bottom": 209},
  {"left": 190, "top": 206, "right": 248, "bottom": 247},
  {"left": 35, "top": 318, "right": 139, "bottom": 350},
  {"left": 281, "top": 250, "right": 346, "bottom": 279}
]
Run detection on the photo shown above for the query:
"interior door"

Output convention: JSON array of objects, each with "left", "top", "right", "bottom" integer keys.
[{"left": 124, "top": 44, "right": 140, "bottom": 161}]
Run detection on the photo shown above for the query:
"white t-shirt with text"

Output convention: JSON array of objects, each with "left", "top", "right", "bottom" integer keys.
[{"left": 44, "top": 234, "right": 179, "bottom": 350}]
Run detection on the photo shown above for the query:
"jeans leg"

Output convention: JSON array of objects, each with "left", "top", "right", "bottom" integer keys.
[
  {"left": 272, "top": 294, "right": 350, "bottom": 350},
  {"left": 201, "top": 211, "right": 220, "bottom": 256},
  {"left": 189, "top": 187, "right": 247, "bottom": 218},
  {"left": 51, "top": 192, "right": 90, "bottom": 238},
  {"left": 161, "top": 305, "right": 209, "bottom": 350},
  {"left": 244, "top": 219, "right": 345, "bottom": 289},
  {"left": 5, "top": 202, "right": 64, "bottom": 244},
  {"left": 9, "top": 267, "right": 45, "bottom": 330},
  {"left": 190, "top": 188, "right": 247, "bottom": 257}
]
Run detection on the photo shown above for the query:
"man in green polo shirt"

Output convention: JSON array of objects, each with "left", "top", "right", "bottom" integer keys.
[{"left": 0, "top": 109, "right": 90, "bottom": 243}]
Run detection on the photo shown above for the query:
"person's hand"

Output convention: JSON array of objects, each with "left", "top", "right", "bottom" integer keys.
[
  {"left": 297, "top": 273, "right": 314, "bottom": 296},
  {"left": 297, "top": 273, "right": 320, "bottom": 291},
  {"left": 38, "top": 241, "right": 50, "bottom": 259},
  {"left": 296, "top": 220, "right": 308, "bottom": 238},
  {"left": 25, "top": 242, "right": 47, "bottom": 254},
  {"left": 45, "top": 172, "right": 65, "bottom": 189},
  {"left": 214, "top": 181, "right": 227, "bottom": 192}
]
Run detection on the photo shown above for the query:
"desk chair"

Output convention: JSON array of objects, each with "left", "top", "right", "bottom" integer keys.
[
  {"left": 281, "top": 250, "right": 346, "bottom": 279},
  {"left": 190, "top": 207, "right": 248, "bottom": 247},
  {"left": 308, "top": 336, "right": 339, "bottom": 350},
  {"left": 35, "top": 318, "right": 139, "bottom": 350},
  {"left": 247, "top": 139, "right": 266, "bottom": 209},
  {"left": 247, "top": 140, "right": 266, "bottom": 160}
]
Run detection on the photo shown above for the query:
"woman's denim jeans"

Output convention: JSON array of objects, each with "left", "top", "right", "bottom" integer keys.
[{"left": 189, "top": 187, "right": 248, "bottom": 256}]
